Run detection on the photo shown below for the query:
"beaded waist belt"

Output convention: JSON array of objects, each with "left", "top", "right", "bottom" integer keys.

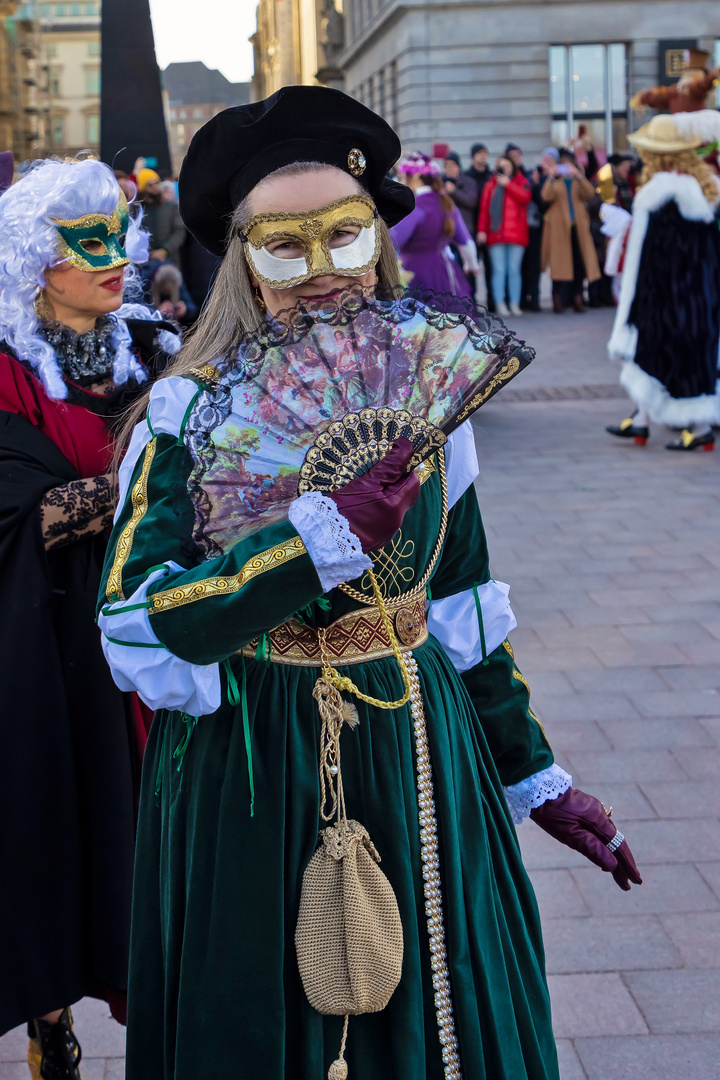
[{"left": 241, "top": 592, "right": 428, "bottom": 667}]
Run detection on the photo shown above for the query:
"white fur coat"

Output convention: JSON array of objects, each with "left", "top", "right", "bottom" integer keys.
[{"left": 607, "top": 171, "right": 720, "bottom": 426}]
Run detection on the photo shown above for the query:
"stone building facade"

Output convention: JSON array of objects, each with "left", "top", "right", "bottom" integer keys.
[
  {"left": 250, "top": 0, "right": 345, "bottom": 100},
  {"left": 338, "top": 0, "right": 720, "bottom": 161},
  {"left": 16, "top": 1, "right": 101, "bottom": 157},
  {"left": 0, "top": 1, "right": 45, "bottom": 161}
]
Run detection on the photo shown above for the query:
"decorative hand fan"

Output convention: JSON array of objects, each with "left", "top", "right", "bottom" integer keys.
[{"left": 186, "top": 287, "right": 534, "bottom": 554}]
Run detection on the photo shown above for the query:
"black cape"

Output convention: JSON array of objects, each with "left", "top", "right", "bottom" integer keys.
[
  {"left": 629, "top": 200, "right": 720, "bottom": 399},
  {"left": 0, "top": 320, "right": 177, "bottom": 1033}
]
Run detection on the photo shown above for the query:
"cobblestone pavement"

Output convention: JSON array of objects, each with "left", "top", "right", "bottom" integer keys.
[{"left": 1, "top": 306, "right": 718, "bottom": 1079}]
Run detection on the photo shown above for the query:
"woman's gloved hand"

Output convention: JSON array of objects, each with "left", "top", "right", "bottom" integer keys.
[
  {"left": 327, "top": 437, "right": 421, "bottom": 553},
  {"left": 530, "top": 787, "right": 643, "bottom": 892}
]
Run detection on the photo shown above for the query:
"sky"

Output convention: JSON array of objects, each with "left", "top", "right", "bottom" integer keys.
[{"left": 148, "top": 0, "right": 256, "bottom": 83}]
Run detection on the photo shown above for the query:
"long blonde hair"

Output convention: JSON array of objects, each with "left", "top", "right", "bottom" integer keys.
[
  {"left": 640, "top": 149, "right": 720, "bottom": 205},
  {"left": 114, "top": 163, "right": 400, "bottom": 458}
]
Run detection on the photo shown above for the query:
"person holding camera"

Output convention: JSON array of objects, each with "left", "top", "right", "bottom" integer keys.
[
  {"left": 476, "top": 155, "right": 531, "bottom": 316},
  {"left": 540, "top": 149, "right": 600, "bottom": 313}
]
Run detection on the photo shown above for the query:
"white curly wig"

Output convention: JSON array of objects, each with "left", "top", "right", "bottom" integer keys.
[{"left": 0, "top": 156, "right": 178, "bottom": 400}]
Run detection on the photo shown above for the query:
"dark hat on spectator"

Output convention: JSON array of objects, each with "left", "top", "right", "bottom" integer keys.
[
  {"left": 559, "top": 147, "right": 578, "bottom": 163},
  {"left": 470, "top": 143, "right": 488, "bottom": 156},
  {"left": 504, "top": 142, "right": 522, "bottom": 156},
  {"left": 444, "top": 150, "right": 461, "bottom": 165},
  {"left": 179, "top": 85, "right": 414, "bottom": 256},
  {"left": 607, "top": 153, "right": 634, "bottom": 166}
]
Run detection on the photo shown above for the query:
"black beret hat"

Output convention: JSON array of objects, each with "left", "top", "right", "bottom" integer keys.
[{"left": 179, "top": 85, "right": 415, "bottom": 256}]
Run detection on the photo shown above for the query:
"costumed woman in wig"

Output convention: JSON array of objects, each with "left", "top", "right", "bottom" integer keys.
[
  {"left": 391, "top": 151, "right": 477, "bottom": 297},
  {"left": 99, "top": 87, "right": 640, "bottom": 1080},
  {"left": 0, "top": 157, "right": 179, "bottom": 1078},
  {"left": 607, "top": 112, "right": 720, "bottom": 450}
]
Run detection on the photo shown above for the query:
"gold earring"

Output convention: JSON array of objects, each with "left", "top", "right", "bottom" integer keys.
[
  {"left": 34, "top": 289, "right": 49, "bottom": 320},
  {"left": 253, "top": 286, "right": 266, "bottom": 314}
]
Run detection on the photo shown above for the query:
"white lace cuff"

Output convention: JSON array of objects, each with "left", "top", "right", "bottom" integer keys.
[
  {"left": 288, "top": 491, "right": 372, "bottom": 593},
  {"left": 504, "top": 763, "right": 572, "bottom": 825},
  {"left": 99, "top": 564, "right": 222, "bottom": 716}
]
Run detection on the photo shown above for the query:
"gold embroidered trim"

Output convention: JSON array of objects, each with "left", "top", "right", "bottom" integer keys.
[
  {"left": 148, "top": 535, "right": 307, "bottom": 614},
  {"left": 454, "top": 357, "right": 520, "bottom": 424},
  {"left": 239, "top": 593, "right": 428, "bottom": 667},
  {"left": 188, "top": 364, "right": 222, "bottom": 389},
  {"left": 338, "top": 446, "right": 448, "bottom": 606},
  {"left": 503, "top": 640, "right": 544, "bottom": 729},
  {"left": 106, "top": 437, "right": 157, "bottom": 602}
]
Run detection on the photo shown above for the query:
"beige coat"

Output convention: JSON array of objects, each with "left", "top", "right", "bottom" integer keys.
[{"left": 541, "top": 176, "right": 601, "bottom": 283}]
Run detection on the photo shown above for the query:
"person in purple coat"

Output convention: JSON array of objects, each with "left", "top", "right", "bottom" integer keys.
[{"left": 391, "top": 152, "right": 477, "bottom": 297}]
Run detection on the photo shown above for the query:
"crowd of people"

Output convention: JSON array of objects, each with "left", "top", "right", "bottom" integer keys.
[
  {"left": 0, "top": 83, "right": 645, "bottom": 1080},
  {"left": 391, "top": 136, "right": 645, "bottom": 316}
]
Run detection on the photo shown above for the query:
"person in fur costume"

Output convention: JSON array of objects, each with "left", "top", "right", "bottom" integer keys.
[{"left": 607, "top": 113, "right": 720, "bottom": 450}]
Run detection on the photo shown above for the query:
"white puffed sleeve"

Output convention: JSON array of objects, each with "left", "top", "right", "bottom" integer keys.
[
  {"left": 426, "top": 580, "right": 517, "bottom": 673},
  {"left": 99, "top": 564, "right": 222, "bottom": 717},
  {"left": 115, "top": 375, "right": 200, "bottom": 523},
  {"left": 444, "top": 421, "right": 479, "bottom": 509}
]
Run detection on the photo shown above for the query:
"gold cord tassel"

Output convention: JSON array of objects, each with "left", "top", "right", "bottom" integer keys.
[{"left": 328, "top": 1015, "right": 350, "bottom": 1080}]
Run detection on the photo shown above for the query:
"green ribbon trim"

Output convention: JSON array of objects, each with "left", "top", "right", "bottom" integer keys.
[
  {"left": 223, "top": 657, "right": 255, "bottom": 817},
  {"left": 177, "top": 388, "right": 203, "bottom": 446},
  {"left": 146, "top": 413, "right": 155, "bottom": 439},
  {"left": 100, "top": 600, "right": 153, "bottom": 617},
  {"left": 472, "top": 582, "right": 489, "bottom": 666},
  {"left": 173, "top": 712, "right": 198, "bottom": 772},
  {"left": 154, "top": 720, "right": 169, "bottom": 805},
  {"left": 102, "top": 634, "right": 165, "bottom": 649},
  {"left": 255, "top": 633, "right": 272, "bottom": 663}
]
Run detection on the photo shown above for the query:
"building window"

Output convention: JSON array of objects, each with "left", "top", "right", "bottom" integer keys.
[
  {"left": 88, "top": 41, "right": 100, "bottom": 55},
  {"left": 55, "top": 5, "right": 67, "bottom": 15},
  {"left": 549, "top": 43, "right": 627, "bottom": 154},
  {"left": 86, "top": 68, "right": 100, "bottom": 95},
  {"left": 50, "top": 74, "right": 60, "bottom": 95},
  {"left": 193, "top": 107, "right": 203, "bottom": 119},
  {"left": 71, "top": 3, "right": 80, "bottom": 13},
  {"left": 47, "top": 44, "right": 57, "bottom": 57},
  {"left": 52, "top": 117, "right": 64, "bottom": 145},
  {"left": 85, "top": 2, "right": 97, "bottom": 12},
  {"left": 87, "top": 114, "right": 99, "bottom": 143}
]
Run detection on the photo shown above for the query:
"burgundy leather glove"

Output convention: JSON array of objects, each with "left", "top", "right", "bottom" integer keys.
[
  {"left": 530, "top": 787, "right": 643, "bottom": 891},
  {"left": 327, "top": 437, "right": 421, "bottom": 553}
]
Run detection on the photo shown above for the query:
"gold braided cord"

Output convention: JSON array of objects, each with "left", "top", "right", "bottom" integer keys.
[
  {"left": 319, "top": 569, "right": 412, "bottom": 711},
  {"left": 106, "top": 437, "right": 157, "bottom": 602},
  {"left": 338, "top": 446, "right": 448, "bottom": 607}
]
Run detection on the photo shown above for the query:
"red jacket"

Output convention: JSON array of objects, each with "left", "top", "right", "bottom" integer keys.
[{"left": 478, "top": 173, "right": 531, "bottom": 247}]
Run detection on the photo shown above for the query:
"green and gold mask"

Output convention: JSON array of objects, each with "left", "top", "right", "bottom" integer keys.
[{"left": 51, "top": 194, "right": 130, "bottom": 272}]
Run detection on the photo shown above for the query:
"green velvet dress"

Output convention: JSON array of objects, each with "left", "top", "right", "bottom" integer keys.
[{"left": 99, "top": 384, "right": 560, "bottom": 1080}]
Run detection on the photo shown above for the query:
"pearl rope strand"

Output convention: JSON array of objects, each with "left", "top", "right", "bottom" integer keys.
[{"left": 406, "top": 654, "right": 462, "bottom": 1079}]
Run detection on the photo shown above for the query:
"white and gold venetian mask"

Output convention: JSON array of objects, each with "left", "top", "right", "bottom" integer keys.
[{"left": 240, "top": 194, "right": 380, "bottom": 289}]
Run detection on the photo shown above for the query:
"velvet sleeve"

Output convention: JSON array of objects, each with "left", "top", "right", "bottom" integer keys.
[
  {"left": 430, "top": 487, "right": 554, "bottom": 786},
  {"left": 99, "top": 432, "right": 324, "bottom": 665}
]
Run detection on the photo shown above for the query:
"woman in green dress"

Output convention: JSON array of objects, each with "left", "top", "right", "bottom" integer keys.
[{"left": 99, "top": 87, "right": 640, "bottom": 1080}]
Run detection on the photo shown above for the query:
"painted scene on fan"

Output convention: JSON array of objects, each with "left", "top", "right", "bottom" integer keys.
[{"left": 189, "top": 308, "right": 509, "bottom": 553}]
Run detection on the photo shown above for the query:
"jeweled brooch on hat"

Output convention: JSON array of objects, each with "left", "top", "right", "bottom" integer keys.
[{"left": 348, "top": 148, "right": 367, "bottom": 177}]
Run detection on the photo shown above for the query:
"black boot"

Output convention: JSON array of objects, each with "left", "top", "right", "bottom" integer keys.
[
  {"left": 606, "top": 417, "right": 650, "bottom": 445},
  {"left": 665, "top": 429, "right": 715, "bottom": 452},
  {"left": 28, "top": 1008, "right": 82, "bottom": 1079}
]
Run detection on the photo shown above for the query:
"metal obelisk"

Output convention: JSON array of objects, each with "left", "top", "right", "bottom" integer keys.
[{"left": 100, "top": 0, "right": 171, "bottom": 174}]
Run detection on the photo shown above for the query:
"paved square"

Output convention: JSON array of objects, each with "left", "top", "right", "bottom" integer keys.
[{"left": 2, "top": 307, "right": 718, "bottom": 1078}]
